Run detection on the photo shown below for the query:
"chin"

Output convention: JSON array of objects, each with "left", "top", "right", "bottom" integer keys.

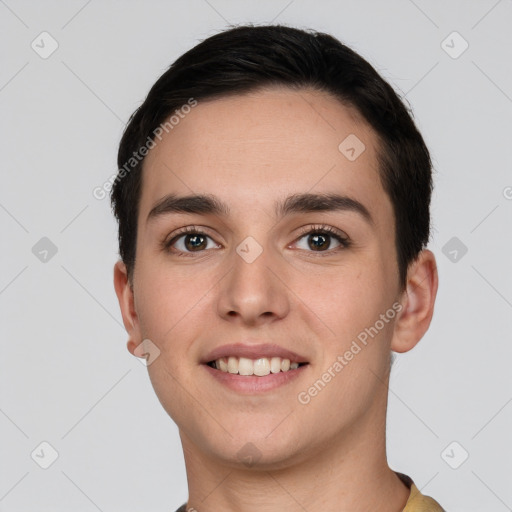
[{"left": 195, "top": 429, "right": 310, "bottom": 471}]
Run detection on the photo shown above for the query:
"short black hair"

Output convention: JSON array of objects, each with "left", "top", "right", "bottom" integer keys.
[{"left": 111, "top": 24, "right": 433, "bottom": 288}]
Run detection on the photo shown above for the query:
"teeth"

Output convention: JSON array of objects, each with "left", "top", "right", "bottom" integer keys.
[
  {"left": 227, "top": 356, "right": 238, "bottom": 374},
  {"left": 238, "top": 357, "right": 253, "bottom": 376},
  {"left": 270, "top": 357, "right": 281, "bottom": 374},
  {"left": 218, "top": 358, "right": 228, "bottom": 372},
  {"left": 212, "top": 356, "right": 304, "bottom": 376},
  {"left": 254, "top": 358, "right": 270, "bottom": 376}
]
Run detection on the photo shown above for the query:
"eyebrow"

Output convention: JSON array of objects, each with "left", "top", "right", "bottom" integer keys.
[{"left": 146, "top": 192, "right": 374, "bottom": 226}]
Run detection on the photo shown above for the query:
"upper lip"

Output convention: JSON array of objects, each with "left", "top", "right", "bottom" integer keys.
[{"left": 202, "top": 343, "right": 308, "bottom": 364}]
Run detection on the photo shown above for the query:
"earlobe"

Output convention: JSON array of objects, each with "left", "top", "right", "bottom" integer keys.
[
  {"left": 391, "top": 250, "right": 438, "bottom": 353},
  {"left": 113, "top": 260, "right": 141, "bottom": 356}
]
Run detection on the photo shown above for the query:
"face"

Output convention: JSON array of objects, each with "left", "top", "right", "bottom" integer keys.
[{"left": 116, "top": 87, "right": 416, "bottom": 469}]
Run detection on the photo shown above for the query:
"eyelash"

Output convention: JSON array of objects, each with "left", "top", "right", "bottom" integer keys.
[{"left": 163, "top": 224, "right": 351, "bottom": 257}]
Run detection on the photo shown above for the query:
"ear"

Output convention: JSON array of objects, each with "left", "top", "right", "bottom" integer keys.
[
  {"left": 391, "top": 249, "right": 438, "bottom": 353},
  {"left": 113, "top": 260, "right": 142, "bottom": 356}
]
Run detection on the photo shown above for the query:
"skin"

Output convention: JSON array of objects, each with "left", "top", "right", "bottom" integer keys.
[{"left": 114, "top": 87, "right": 438, "bottom": 512}]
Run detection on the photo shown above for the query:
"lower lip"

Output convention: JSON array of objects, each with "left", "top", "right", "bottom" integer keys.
[{"left": 203, "top": 364, "right": 309, "bottom": 393}]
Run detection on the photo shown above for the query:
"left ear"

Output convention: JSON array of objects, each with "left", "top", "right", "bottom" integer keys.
[
  {"left": 113, "top": 260, "right": 143, "bottom": 356},
  {"left": 391, "top": 249, "right": 438, "bottom": 353}
]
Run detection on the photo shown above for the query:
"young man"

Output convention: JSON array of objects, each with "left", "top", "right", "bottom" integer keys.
[{"left": 111, "top": 25, "right": 444, "bottom": 511}]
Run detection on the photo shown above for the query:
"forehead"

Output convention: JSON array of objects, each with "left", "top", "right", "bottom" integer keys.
[{"left": 138, "top": 87, "right": 390, "bottom": 225}]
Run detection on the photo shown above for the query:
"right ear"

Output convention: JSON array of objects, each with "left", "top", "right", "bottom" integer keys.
[
  {"left": 113, "top": 260, "right": 142, "bottom": 356},
  {"left": 390, "top": 249, "right": 438, "bottom": 354}
]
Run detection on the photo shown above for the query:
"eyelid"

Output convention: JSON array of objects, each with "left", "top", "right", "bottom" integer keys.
[
  {"left": 164, "top": 225, "right": 212, "bottom": 244},
  {"left": 293, "top": 223, "right": 349, "bottom": 243}
]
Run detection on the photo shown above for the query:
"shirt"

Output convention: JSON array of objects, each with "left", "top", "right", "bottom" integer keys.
[
  {"left": 397, "top": 472, "right": 445, "bottom": 511},
  {"left": 174, "top": 472, "right": 445, "bottom": 512}
]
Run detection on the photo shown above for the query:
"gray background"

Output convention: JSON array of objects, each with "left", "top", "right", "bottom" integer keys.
[{"left": 1, "top": 0, "right": 511, "bottom": 510}]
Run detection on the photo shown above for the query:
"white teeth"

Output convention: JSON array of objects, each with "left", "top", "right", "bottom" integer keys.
[
  {"left": 270, "top": 357, "right": 281, "bottom": 374},
  {"left": 238, "top": 357, "right": 253, "bottom": 376},
  {"left": 254, "top": 358, "right": 270, "bottom": 376},
  {"left": 227, "top": 356, "right": 238, "bottom": 374},
  {"left": 212, "top": 356, "right": 304, "bottom": 376}
]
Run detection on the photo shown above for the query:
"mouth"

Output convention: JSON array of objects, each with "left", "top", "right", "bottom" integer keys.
[
  {"left": 206, "top": 356, "right": 309, "bottom": 377},
  {"left": 201, "top": 343, "right": 310, "bottom": 392}
]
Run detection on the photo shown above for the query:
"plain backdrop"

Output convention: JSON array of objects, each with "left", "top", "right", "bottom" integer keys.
[{"left": 1, "top": 1, "right": 511, "bottom": 511}]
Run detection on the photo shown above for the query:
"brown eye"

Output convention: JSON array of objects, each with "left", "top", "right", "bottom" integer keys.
[
  {"left": 166, "top": 229, "right": 220, "bottom": 255},
  {"left": 293, "top": 225, "right": 350, "bottom": 253},
  {"left": 183, "top": 234, "right": 208, "bottom": 251},
  {"left": 307, "top": 233, "right": 331, "bottom": 251}
]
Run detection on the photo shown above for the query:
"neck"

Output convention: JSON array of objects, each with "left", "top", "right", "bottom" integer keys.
[{"left": 179, "top": 388, "right": 410, "bottom": 512}]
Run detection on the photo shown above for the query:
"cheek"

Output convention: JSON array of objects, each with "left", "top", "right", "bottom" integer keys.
[
  {"left": 134, "top": 260, "right": 211, "bottom": 340},
  {"left": 292, "top": 256, "right": 392, "bottom": 342},
  {"left": 134, "top": 268, "right": 207, "bottom": 422}
]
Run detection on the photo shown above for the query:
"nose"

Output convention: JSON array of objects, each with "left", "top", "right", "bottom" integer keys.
[{"left": 216, "top": 239, "right": 291, "bottom": 327}]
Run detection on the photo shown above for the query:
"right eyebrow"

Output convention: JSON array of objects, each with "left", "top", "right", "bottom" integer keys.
[{"left": 146, "top": 194, "right": 230, "bottom": 224}]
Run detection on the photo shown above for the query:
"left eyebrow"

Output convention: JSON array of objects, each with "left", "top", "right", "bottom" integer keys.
[
  {"left": 276, "top": 192, "right": 374, "bottom": 226},
  {"left": 146, "top": 192, "right": 374, "bottom": 226}
]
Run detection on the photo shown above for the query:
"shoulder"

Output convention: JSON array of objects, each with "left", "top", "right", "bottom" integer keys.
[{"left": 403, "top": 482, "right": 446, "bottom": 512}]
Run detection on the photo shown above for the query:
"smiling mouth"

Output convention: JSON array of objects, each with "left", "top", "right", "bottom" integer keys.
[{"left": 206, "top": 356, "right": 309, "bottom": 377}]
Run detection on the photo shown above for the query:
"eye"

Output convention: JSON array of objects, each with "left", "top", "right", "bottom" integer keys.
[
  {"left": 163, "top": 224, "right": 350, "bottom": 257},
  {"left": 165, "top": 227, "right": 220, "bottom": 255},
  {"left": 293, "top": 224, "right": 350, "bottom": 253}
]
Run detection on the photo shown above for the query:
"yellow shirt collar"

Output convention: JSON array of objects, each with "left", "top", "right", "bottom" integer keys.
[{"left": 397, "top": 472, "right": 445, "bottom": 511}]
